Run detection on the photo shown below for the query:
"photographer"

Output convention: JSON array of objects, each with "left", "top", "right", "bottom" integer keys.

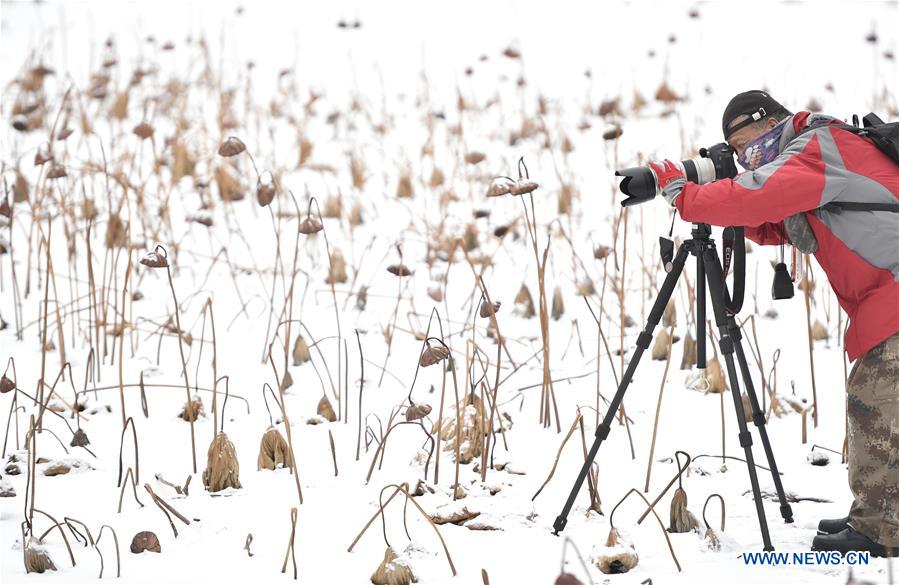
[{"left": 649, "top": 90, "right": 898, "bottom": 556}]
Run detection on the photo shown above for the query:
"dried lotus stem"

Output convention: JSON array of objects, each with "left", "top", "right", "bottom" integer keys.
[
  {"left": 644, "top": 325, "right": 675, "bottom": 492},
  {"left": 365, "top": 419, "right": 434, "bottom": 483},
  {"left": 267, "top": 346, "right": 304, "bottom": 504},
  {"left": 577, "top": 415, "right": 602, "bottom": 514},
  {"left": 143, "top": 484, "right": 190, "bottom": 537},
  {"left": 96, "top": 524, "right": 121, "bottom": 578},
  {"left": 532, "top": 413, "right": 581, "bottom": 502},
  {"left": 281, "top": 507, "right": 298, "bottom": 579},
  {"left": 117, "top": 417, "right": 140, "bottom": 487},
  {"left": 117, "top": 467, "right": 144, "bottom": 513},
  {"left": 348, "top": 482, "right": 457, "bottom": 577},
  {"left": 609, "top": 488, "right": 681, "bottom": 572},
  {"left": 310, "top": 196, "right": 344, "bottom": 420},
  {"left": 143, "top": 244, "right": 198, "bottom": 473},
  {"left": 60, "top": 516, "right": 94, "bottom": 547},
  {"left": 637, "top": 450, "right": 692, "bottom": 525},
  {"left": 702, "top": 493, "right": 726, "bottom": 531},
  {"left": 355, "top": 330, "right": 366, "bottom": 461},
  {"left": 328, "top": 430, "right": 338, "bottom": 476},
  {"left": 32, "top": 508, "right": 76, "bottom": 567},
  {"left": 559, "top": 536, "right": 595, "bottom": 585}
]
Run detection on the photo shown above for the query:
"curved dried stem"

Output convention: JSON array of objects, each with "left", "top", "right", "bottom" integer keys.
[
  {"left": 96, "top": 524, "right": 121, "bottom": 578},
  {"left": 365, "top": 420, "right": 434, "bottom": 483},
  {"left": 355, "top": 330, "right": 365, "bottom": 461},
  {"left": 214, "top": 375, "right": 231, "bottom": 434},
  {"left": 281, "top": 507, "right": 298, "bottom": 579},
  {"left": 636, "top": 451, "right": 692, "bottom": 525},
  {"left": 143, "top": 483, "right": 190, "bottom": 537},
  {"left": 702, "top": 493, "right": 726, "bottom": 532},
  {"left": 405, "top": 308, "right": 446, "bottom": 405},
  {"left": 33, "top": 507, "right": 76, "bottom": 567},
  {"left": 270, "top": 319, "right": 334, "bottom": 400},
  {"left": 348, "top": 482, "right": 456, "bottom": 576},
  {"left": 117, "top": 467, "right": 144, "bottom": 513},
  {"left": 532, "top": 413, "right": 581, "bottom": 502},
  {"left": 63, "top": 516, "right": 95, "bottom": 547},
  {"left": 644, "top": 324, "right": 675, "bottom": 492},
  {"left": 117, "top": 417, "right": 140, "bottom": 487},
  {"left": 162, "top": 249, "right": 198, "bottom": 474},
  {"left": 560, "top": 536, "right": 595, "bottom": 585},
  {"left": 198, "top": 298, "right": 219, "bottom": 440},
  {"left": 261, "top": 382, "right": 280, "bottom": 426},
  {"left": 267, "top": 345, "right": 304, "bottom": 504},
  {"left": 311, "top": 196, "right": 344, "bottom": 420},
  {"left": 609, "top": 488, "right": 681, "bottom": 572},
  {"left": 378, "top": 483, "right": 412, "bottom": 546},
  {"left": 68, "top": 380, "right": 250, "bottom": 416}
]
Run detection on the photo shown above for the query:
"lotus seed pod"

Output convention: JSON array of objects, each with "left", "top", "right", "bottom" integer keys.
[{"left": 130, "top": 531, "right": 161, "bottom": 554}]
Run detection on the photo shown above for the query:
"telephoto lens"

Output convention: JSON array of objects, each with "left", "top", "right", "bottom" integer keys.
[
  {"left": 616, "top": 142, "right": 736, "bottom": 207},
  {"left": 617, "top": 156, "right": 717, "bottom": 206}
]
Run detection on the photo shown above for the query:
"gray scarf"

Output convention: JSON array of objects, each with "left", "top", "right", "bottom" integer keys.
[{"left": 784, "top": 213, "right": 818, "bottom": 254}]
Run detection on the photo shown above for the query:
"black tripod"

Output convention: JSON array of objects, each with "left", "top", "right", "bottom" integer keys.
[{"left": 553, "top": 223, "right": 793, "bottom": 550}]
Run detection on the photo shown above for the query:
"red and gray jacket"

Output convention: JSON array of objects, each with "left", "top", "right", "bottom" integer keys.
[{"left": 675, "top": 111, "right": 899, "bottom": 362}]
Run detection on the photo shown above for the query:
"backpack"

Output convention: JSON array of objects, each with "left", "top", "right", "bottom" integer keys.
[
  {"left": 848, "top": 113, "right": 899, "bottom": 166},
  {"left": 801, "top": 112, "right": 899, "bottom": 214}
]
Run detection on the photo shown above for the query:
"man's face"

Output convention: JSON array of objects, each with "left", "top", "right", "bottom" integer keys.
[{"left": 726, "top": 116, "right": 780, "bottom": 159}]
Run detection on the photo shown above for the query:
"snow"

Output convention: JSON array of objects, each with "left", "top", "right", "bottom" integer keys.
[{"left": 1, "top": 1, "right": 898, "bottom": 584}]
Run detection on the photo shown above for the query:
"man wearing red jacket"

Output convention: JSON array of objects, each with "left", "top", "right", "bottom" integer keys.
[{"left": 650, "top": 90, "right": 899, "bottom": 556}]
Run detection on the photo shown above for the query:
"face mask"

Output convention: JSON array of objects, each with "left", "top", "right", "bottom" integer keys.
[{"left": 737, "top": 118, "right": 789, "bottom": 171}]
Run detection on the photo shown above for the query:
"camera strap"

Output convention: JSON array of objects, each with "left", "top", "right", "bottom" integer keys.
[{"left": 722, "top": 226, "right": 746, "bottom": 314}]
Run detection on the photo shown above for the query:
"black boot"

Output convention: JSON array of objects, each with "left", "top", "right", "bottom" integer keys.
[
  {"left": 812, "top": 528, "right": 897, "bottom": 557},
  {"left": 817, "top": 516, "right": 849, "bottom": 535}
]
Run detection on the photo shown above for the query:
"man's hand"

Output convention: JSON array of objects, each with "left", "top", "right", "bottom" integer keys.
[{"left": 648, "top": 160, "right": 686, "bottom": 206}]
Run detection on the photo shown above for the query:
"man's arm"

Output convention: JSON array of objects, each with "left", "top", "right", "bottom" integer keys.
[
  {"left": 743, "top": 221, "right": 787, "bottom": 246},
  {"left": 675, "top": 130, "right": 828, "bottom": 227}
]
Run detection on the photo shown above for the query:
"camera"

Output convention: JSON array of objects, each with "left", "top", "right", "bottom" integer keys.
[{"left": 615, "top": 142, "right": 738, "bottom": 206}]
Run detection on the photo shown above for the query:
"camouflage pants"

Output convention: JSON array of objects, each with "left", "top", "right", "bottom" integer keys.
[{"left": 847, "top": 331, "right": 899, "bottom": 547}]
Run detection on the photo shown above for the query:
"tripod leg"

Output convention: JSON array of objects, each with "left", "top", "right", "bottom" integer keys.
[
  {"left": 727, "top": 318, "right": 794, "bottom": 523},
  {"left": 701, "top": 248, "right": 775, "bottom": 551},
  {"left": 552, "top": 243, "right": 691, "bottom": 535},
  {"left": 696, "top": 252, "right": 706, "bottom": 368}
]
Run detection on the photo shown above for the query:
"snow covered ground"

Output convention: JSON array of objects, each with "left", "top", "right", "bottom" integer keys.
[{"left": 1, "top": 1, "right": 897, "bottom": 584}]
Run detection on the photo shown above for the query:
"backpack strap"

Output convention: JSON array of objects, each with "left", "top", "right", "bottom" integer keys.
[
  {"left": 863, "top": 112, "right": 885, "bottom": 128},
  {"left": 820, "top": 201, "right": 899, "bottom": 213}
]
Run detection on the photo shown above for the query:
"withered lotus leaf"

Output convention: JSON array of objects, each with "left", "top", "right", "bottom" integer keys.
[
  {"left": 130, "top": 531, "right": 161, "bottom": 554},
  {"left": 218, "top": 136, "right": 246, "bottom": 157},
  {"left": 509, "top": 179, "right": 538, "bottom": 196},
  {"left": 203, "top": 432, "right": 241, "bottom": 492},
  {"left": 419, "top": 344, "right": 449, "bottom": 368},
  {"left": 479, "top": 301, "right": 501, "bottom": 318},
  {"left": 405, "top": 403, "right": 432, "bottom": 422},
  {"left": 256, "top": 178, "right": 275, "bottom": 207},
  {"left": 140, "top": 251, "right": 169, "bottom": 269},
  {"left": 298, "top": 217, "right": 323, "bottom": 235},
  {"left": 133, "top": 122, "right": 154, "bottom": 139},
  {"left": 486, "top": 179, "right": 513, "bottom": 198},
  {"left": 47, "top": 163, "right": 67, "bottom": 179},
  {"left": 387, "top": 264, "right": 412, "bottom": 277}
]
